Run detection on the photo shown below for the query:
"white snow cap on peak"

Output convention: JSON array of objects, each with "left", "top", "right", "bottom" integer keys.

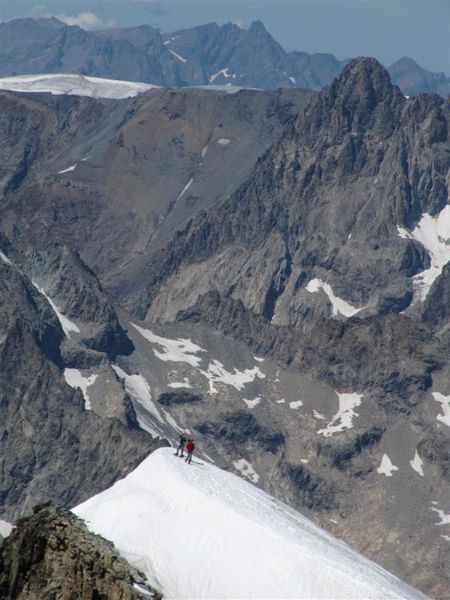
[{"left": 74, "top": 448, "right": 423, "bottom": 600}]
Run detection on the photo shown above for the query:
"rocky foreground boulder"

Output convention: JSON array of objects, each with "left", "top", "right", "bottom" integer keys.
[{"left": 0, "top": 504, "right": 160, "bottom": 600}]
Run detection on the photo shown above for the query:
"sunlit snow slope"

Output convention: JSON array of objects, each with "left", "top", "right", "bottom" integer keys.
[
  {"left": 74, "top": 448, "right": 424, "bottom": 600},
  {"left": 0, "top": 74, "right": 156, "bottom": 99}
]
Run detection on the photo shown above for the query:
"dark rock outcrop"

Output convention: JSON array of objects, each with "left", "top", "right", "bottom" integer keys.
[
  {"left": 0, "top": 504, "right": 160, "bottom": 600},
  {"left": 157, "top": 390, "right": 202, "bottom": 406}
]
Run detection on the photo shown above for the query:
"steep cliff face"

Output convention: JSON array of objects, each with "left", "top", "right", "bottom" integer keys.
[
  {"left": 0, "top": 505, "right": 160, "bottom": 600},
  {"left": 0, "top": 86, "right": 313, "bottom": 297},
  {"left": 0, "top": 252, "right": 164, "bottom": 521},
  {"left": 135, "top": 59, "right": 449, "bottom": 397}
]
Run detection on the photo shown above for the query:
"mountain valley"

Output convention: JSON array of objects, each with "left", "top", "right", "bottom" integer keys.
[{"left": 0, "top": 50, "right": 449, "bottom": 599}]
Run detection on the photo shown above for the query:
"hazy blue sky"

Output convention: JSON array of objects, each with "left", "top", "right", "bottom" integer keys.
[{"left": 2, "top": 1, "right": 449, "bottom": 74}]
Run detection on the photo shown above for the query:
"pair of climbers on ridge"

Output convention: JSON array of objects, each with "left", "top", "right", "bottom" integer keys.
[
  {"left": 175, "top": 435, "right": 186, "bottom": 457},
  {"left": 175, "top": 435, "right": 195, "bottom": 464}
]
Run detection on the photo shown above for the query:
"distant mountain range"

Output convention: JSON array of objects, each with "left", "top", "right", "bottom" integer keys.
[{"left": 0, "top": 17, "right": 448, "bottom": 96}]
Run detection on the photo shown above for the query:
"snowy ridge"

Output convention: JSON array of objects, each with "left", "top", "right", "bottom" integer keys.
[
  {"left": 0, "top": 74, "right": 157, "bottom": 99},
  {"left": 74, "top": 448, "right": 423, "bottom": 600}
]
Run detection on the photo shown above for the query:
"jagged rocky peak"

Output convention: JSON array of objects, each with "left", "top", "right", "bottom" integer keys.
[
  {"left": 0, "top": 504, "right": 160, "bottom": 600},
  {"left": 298, "top": 57, "right": 405, "bottom": 140}
]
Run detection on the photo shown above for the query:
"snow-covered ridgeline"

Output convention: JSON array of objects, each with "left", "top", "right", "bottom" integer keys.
[
  {"left": 74, "top": 448, "right": 423, "bottom": 600},
  {"left": 306, "top": 278, "right": 364, "bottom": 318},
  {"left": 397, "top": 204, "right": 450, "bottom": 302},
  {"left": 63, "top": 369, "right": 97, "bottom": 410},
  {"left": 0, "top": 73, "right": 157, "bottom": 99}
]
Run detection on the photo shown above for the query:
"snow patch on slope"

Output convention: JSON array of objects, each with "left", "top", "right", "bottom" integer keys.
[
  {"left": 410, "top": 450, "right": 424, "bottom": 476},
  {"left": 397, "top": 205, "right": 450, "bottom": 302},
  {"left": 430, "top": 503, "right": 450, "bottom": 526},
  {"left": 377, "top": 454, "right": 399, "bottom": 477},
  {"left": 201, "top": 360, "right": 265, "bottom": 394},
  {"left": 306, "top": 278, "right": 364, "bottom": 318},
  {"left": 217, "top": 137, "right": 231, "bottom": 146},
  {"left": 289, "top": 400, "right": 303, "bottom": 409},
  {"left": 168, "top": 49, "right": 187, "bottom": 63},
  {"left": 168, "top": 380, "right": 192, "bottom": 389},
  {"left": 112, "top": 365, "right": 163, "bottom": 427},
  {"left": 32, "top": 282, "right": 80, "bottom": 338},
  {"left": 233, "top": 458, "right": 259, "bottom": 483},
  {"left": 131, "top": 323, "right": 205, "bottom": 367},
  {"left": 176, "top": 177, "right": 194, "bottom": 201},
  {"left": 0, "top": 250, "right": 12, "bottom": 265},
  {"left": 58, "top": 164, "right": 77, "bottom": 174},
  {"left": 432, "top": 391, "right": 450, "bottom": 427},
  {"left": 0, "top": 519, "right": 14, "bottom": 538},
  {"left": 243, "top": 397, "right": 261, "bottom": 409},
  {"left": 64, "top": 369, "right": 97, "bottom": 410},
  {"left": 0, "top": 74, "right": 156, "bottom": 99},
  {"left": 209, "top": 67, "right": 232, "bottom": 83},
  {"left": 74, "top": 448, "right": 423, "bottom": 600},
  {"left": 318, "top": 393, "right": 363, "bottom": 436}
]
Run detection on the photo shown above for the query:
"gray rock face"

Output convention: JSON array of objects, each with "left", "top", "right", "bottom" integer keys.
[
  {"left": 388, "top": 57, "right": 450, "bottom": 97},
  {"left": 1, "top": 17, "right": 448, "bottom": 96},
  {"left": 0, "top": 85, "right": 313, "bottom": 302},
  {"left": 1, "top": 56, "right": 449, "bottom": 599},
  {"left": 0, "top": 255, "right": 165, "bottom": 521},
  {"left": 137, "top": 59, "right": 449, "bottom": 345},
  {"left": 22, "top": 243, "right": 133, "bottom": 358},
  {"left": 0, "top": 504, "right": 160, "bottom": 599}
]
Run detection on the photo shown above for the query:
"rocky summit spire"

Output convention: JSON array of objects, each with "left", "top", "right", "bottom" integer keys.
[{"left": 298, "top": 56, "right": 405, "bottom": 142}]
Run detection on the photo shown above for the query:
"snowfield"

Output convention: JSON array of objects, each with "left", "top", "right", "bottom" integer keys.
[
  {"left": 0, "top": 73, "right": 156, "bottom": 99},
  {"left": 74, "top": 448, "right": 423, "bottom": 600}
]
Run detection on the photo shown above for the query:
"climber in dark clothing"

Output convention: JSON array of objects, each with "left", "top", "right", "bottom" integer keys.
[
  {"left": 175, "top": 435, "right": 186, "bottom": 457},
  {"left": 185, "top": 439, "right": 195, "bottom": 464}
]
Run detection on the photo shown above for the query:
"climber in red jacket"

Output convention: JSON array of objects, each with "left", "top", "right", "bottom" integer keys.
[{"left": 185, "top": 439, "right": 195, "bottom": 464}]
